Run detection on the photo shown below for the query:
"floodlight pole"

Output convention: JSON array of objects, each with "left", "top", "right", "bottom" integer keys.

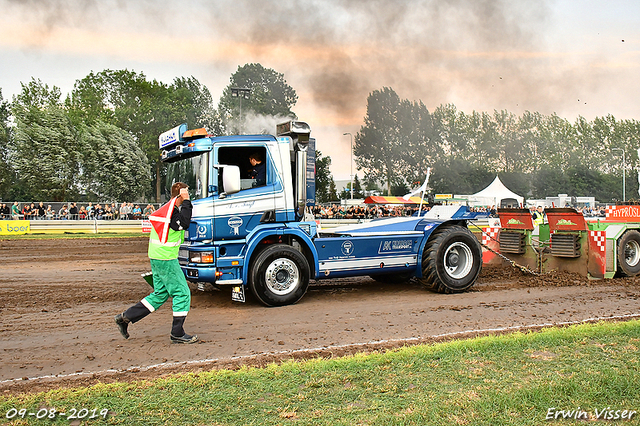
[{"left": 231, "top": 87, "right": 251, "bottom": 133}]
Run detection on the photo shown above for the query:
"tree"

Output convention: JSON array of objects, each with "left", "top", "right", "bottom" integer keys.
[
  {"left": 79, "top": 121, "right": 150, "bottom": 201},
  {"left": 315, "top": 151, "right": 335, "bottom": 203},
  {"left": 218, "top": 63, "right": 298, "bottom": 134},
  {"left": 12, "top": 79, "right": 79, "bottom": 201},
  {"left": 69, "top": 70, "right": 219, "bottom": 201},
  {"left": 0, "top": 89, "right": 12, "bottom": 198},
  {"left": 355, "top": 87, "right": 405, "bottom": 195}
]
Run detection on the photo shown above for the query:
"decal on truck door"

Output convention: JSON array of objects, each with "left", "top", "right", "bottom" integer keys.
[{"left": 228, "top": 217, "right": 243, "bottom": 235}]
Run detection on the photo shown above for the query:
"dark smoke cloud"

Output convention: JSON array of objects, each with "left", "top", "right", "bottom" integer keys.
[{"left": 4, "top": 0, "right": 575, "bottom": 121}]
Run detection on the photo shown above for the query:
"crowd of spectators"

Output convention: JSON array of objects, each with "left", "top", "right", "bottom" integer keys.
[
  {"left": 311, "top": 204, "right": 498, "bottom": 219},
  {"left": 0, "top": 201, "right": 158, "bottom": 220}
]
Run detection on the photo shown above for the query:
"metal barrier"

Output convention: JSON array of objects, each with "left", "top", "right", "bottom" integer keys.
[
  {"left": 27, "top": 220, "right": 146, "bottom": 234},
  {"left": 7, "top": 218, "right": 492, "bottom": 235}
]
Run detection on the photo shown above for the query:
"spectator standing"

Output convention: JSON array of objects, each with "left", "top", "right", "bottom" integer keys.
[
  {"left": 78, "top": 205, "right": 87, "bottom": 219},
  {"left": 58, "top": 205, "right": 69, "bottom": 220},
  {"left": 143, "top": 204, "right": 155, "bottom": 218},
  {"left": 119, "top": 203, "right": 128, "bottom": 220},
  {"left": 69, "top": 202, "right": 78, "bottom": 220},
  {"left": 111, "top": 203, "right": 119, "bottom": 220},
  {"left": 46, "top": 205, "right": 54, "bottom": 219},
  {"left": 132, "top": 204, "right": 142, "bottom": 220},
  {"left": 11, "top": 202, "right": 20, "bottom": 219},
  {"left": 95, "top": 203, "right": 104, "bottom": 220},
  {"left": 104, "top": 205, "right": 113, "bottom": 220},
  {"left": 124, "top": 202, "right": 133, "bottom": 220},
  {"left": 36, "top": 202, "right": 46, "bottom": 220},
  {"left": 22, "top": 203, "right": 33, "bottom": 220}
]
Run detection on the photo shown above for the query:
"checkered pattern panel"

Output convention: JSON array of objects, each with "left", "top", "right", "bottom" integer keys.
[
  {"left": 605, "top": 205, "right": 614, "bottom": 219},
  {"left": 482, "top": 227, "right": 499, "bottom": 245},
  {"left": 590, "top": 230, "right": 605, "bottom": 252}
]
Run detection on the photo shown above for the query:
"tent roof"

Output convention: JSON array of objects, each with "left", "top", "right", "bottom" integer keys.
[
  {"left": 364, "top": 196, "right": 423, "bottom": 205},
  {"left": 469, "top": 176, "right": 524, "bottom": 205}
]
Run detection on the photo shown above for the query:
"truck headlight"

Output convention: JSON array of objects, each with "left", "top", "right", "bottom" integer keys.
[{"left": 190, "top": 251, "right": 214, "bottom": 263}]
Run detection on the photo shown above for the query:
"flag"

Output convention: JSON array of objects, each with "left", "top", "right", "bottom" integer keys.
[
  {"left": 403, "top": 168, "right": 431, "bottom": 201},
  {"left": 148, "top": 197, "right": 178, "bottom": 244}
]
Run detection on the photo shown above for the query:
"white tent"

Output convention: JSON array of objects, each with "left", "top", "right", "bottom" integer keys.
[{"left": 466, "top": 176, "right": 524, "bottom": 207}]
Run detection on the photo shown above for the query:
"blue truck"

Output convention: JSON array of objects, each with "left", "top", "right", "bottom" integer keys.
[{"left": 158, "top": 121, "right": 488, "bottom": 306}]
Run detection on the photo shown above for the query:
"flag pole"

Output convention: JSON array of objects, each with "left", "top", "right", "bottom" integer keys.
[{"left": 418, "top": 167, "right": 431, "bottom": 216}]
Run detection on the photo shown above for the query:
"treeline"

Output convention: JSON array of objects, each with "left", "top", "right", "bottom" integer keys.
[
  {"left": 0, "top": 64, "right": 297, "bottom": 203},
  {"left": 355, "top": 87, "right": 640, "bottom": 203},
  {"left": 1, "top": 69, "right": 638, "bottom": 204}
]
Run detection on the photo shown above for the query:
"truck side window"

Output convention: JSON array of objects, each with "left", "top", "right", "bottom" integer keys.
[{"left": 218, "top": 146, "right": 267, "bottom": 191}]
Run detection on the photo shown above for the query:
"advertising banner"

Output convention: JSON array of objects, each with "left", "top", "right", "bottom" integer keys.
[{"left": 0, "top": 220, "right": 30, "bottom": 235}]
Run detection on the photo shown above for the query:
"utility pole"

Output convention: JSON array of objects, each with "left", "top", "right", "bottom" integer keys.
[{"left": 230, "top": 87, "right": 251, "bottom": 133}]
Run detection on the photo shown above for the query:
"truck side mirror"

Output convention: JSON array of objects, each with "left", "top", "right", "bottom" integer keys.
[{"left": 221, "top": 165, "right": 241, "bottom": 196}]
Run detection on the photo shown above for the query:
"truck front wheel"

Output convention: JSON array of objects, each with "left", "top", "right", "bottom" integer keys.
[
  {"left": 617, "top": 230, "right": 640, "bottom": 277},
  {"left": 418, "top": 225, "right": 482, "bottom": 293},
  {"left": 249, "top": 244, "right": 310, "bottom": 306}
]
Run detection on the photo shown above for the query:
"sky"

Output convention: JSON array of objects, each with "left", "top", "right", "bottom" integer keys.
[{"left": 1, "top": 0, "right": 639, "bottom": 181}]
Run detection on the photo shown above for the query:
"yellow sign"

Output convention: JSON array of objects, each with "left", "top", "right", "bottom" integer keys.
[
  {"left": 435, "top": 194, "right": 454, "bottom": 199},
  {"left": 0, "top": 220, "right": 30, "bottom": 235}
]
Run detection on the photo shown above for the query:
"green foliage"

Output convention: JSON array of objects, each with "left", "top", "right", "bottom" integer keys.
[
  {"left": 340, "top": 174, "right": 365, "bottom": 199},
  {"left": 355, "top": 87, "right": 407, "bottom": 195},
  {"left": 68, "top": 70, "right": 220, "bottom": 201},
  {"left": 315, "top": 151, "right": 336, "bottom": 203},
  {"left": 1, "top": 321, "right": 638, "bottom": 425},
  {"left": 11, "top": 79, "right": 79, "bottom": 201},
  {"left": 78, "top": 121, "right": 150, "bottom": 201},
  {"left": 218, "top": 63, "right": 298, "bottom": 134},
  {"left": 356, "top": 87, "right": 640, "bottom": 202},
  {"left": 0, "top": 88, "right": 12, "bottom": 198}
]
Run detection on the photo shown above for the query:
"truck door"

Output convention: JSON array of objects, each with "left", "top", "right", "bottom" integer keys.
[{"left": 212, "top": 145, "right": 277, "bottom": 240}]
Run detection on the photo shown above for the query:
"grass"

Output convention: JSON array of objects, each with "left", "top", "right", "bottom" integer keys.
[{"left": 1, "top": 320, "right": 639, "bottom": 425}]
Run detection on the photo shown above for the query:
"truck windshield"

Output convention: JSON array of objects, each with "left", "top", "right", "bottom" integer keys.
[{"left": 165, "top": 153, "right": 209, "bottom": 200}]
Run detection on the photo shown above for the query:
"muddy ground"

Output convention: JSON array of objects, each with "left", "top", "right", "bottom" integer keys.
[{"left": 1, "top": 237, "right": 639, "bottom": 394}]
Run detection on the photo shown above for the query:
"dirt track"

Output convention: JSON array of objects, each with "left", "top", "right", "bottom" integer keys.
[{"left": 1, "top": 237, "right": 640, "bottom": 394}]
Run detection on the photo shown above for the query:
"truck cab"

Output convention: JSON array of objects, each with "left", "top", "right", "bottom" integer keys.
[{"left": 159, "top": 121, "right": 488, "bottom": 306}]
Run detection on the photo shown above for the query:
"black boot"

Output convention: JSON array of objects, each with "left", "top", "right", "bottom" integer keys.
[
  {"left": 115, "top": 302, "right": 152, "bottom": 339},
  {"left": 170, "top": 316, "right": 198, "bottom": 344},
  {"left": 114, "top": 313, "right": 130, "bottom": 339},
  {"left": 124, "top": 301, "right": 152, "bottom": 323}
]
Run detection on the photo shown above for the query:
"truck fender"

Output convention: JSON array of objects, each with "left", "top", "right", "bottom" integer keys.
[
  {"left": 242, "top": 227, "right": 319, "bottom": 285},
  {"left": 415, "top": 220, "right": 467, "bottom": 278}
]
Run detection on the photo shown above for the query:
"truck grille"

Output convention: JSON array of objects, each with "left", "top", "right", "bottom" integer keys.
[
  {"left": 550, "top": 233, "right": 581, "bottom": 257},
  {"left": 499, "top": 231, "right": 526, "bottom": 254}
]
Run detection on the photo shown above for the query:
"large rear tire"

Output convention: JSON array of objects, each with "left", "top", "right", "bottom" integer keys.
[
  {"left": 249, "top": 244, "right": 310, "bottom": 307},
  {"left": 418, "top": 225, "right": 482, "bottom": 293},
  {"left": 617, "top": 230, "right": 640, "bottom": 277}
]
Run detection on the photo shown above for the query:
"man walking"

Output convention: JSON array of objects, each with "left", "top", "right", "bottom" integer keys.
[{"left": 115, "top": 182, "right": 197, "bottom": 344}]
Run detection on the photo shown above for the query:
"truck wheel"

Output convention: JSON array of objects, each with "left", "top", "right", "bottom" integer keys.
[
  {"left": 617, "top": 230, "right": 640, "bottom": 277},
  {"left": 418, "top": 225, "right": 482, "bottom": 293},
  {"left": 249, "top": 244, "right": 310, "bottom": 306},
  {"left": 369, "top": 272, "right": 414, "bottom": 284}
]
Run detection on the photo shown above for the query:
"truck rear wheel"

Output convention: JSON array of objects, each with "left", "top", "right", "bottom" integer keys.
[
  {"left": 617, "top": 230, "right": 640, "bottom": 277},
  {"left": 418, "top": 225, "right": 482, "bottom": 293},
  {"left": 249, "top": 244, "right": 310, "bottom": 307}
]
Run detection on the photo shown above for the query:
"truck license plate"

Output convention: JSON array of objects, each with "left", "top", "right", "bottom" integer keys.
[{"left": 231, "top": 286, "right": 246, "bottom": 303}]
